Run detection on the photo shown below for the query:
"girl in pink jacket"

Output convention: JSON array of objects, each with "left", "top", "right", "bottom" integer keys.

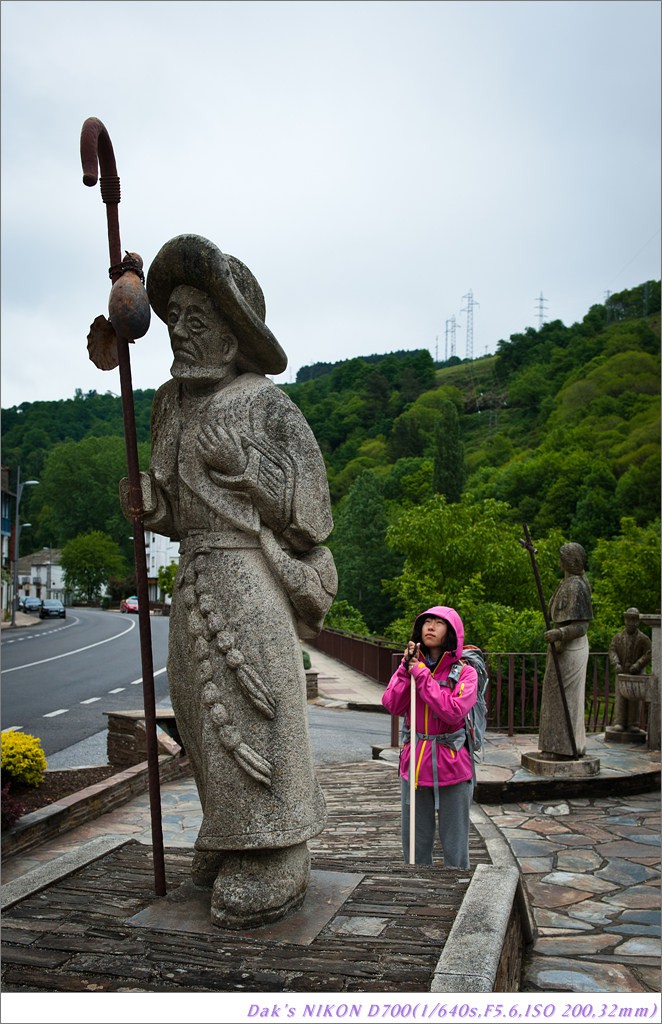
[{"left": 382, "top": 605, "right": 477, "bottom": 867}]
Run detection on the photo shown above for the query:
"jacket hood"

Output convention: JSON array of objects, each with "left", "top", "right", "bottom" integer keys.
[{"left": 412, "top": 605, "right": 465, "bottom": 658}]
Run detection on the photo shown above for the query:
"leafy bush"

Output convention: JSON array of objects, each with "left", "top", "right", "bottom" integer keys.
[
  {"left": 1, "top": 782, "right": 26, "bottom": 830},
  {"left": 324, "top": 599, "right": 369, "bottom": 634},
  {"left": 1, "top": 731, "right": 48, "bottom": 787},
  {"left": 302, "top": 648, "right": 312, "bottom": 670}
]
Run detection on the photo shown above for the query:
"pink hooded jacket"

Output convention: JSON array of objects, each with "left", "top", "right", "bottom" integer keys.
[{"left": 381, "top": 606, "right": 477, "bottom": 789}]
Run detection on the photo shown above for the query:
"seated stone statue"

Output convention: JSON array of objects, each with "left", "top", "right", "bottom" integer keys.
[
  {"left": 609, "top": 607, "right": 652, "bottom": 733},
  {"left": 121, "top": 234, "right": 337, "bottom": 929}
]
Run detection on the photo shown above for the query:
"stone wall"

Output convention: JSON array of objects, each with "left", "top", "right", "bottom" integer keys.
[{"left": 1, "top": 755, "right": 190, "bottom": 861}]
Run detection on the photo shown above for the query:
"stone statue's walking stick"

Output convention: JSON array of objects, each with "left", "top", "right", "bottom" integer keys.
[
  {"left": 80, "top": 117, "right": 166, "bottom": 895},
  {"left": 519, "top": 524, "right": 578, "bottom": 759}
]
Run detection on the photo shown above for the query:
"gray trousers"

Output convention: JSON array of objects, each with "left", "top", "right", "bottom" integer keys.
[{"left": 401, "top": 777, "right": 474, "bottom": 867}]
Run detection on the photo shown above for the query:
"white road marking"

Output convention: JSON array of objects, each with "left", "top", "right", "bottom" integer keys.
[
  {"left": 80, "top": 697, "right": 102, "bottom": 704},
  {"left": 131, "top": 668, "right": 168, "bottom": 684},
  {"left": 43, "top": 709, "right": 68, "bottom": 718},
  {"left": 1, "top": 725, "right": 23, "bottom": 732},
  {"left": 2, "top": 617, "right": 79, "bottom": 644},
  {"left": 1, "top": 617, "right": 137, "bottom": 674},
  {"left": 108, "top": 688, "right": 125, "bottom": 694}
]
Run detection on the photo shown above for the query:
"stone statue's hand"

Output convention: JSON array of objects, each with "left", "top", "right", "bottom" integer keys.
[
  {"left": 198, "top": 420, "right": 247, "bottom": 476},
  {"left": 544, "top": 628, "right": 562, "bottom": 644},
  {"left": 119, "top": 472, "right": 157, "bottom": 519}
]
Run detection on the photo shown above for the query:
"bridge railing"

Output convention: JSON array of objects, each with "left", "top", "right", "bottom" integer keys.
[{"left": 309, "top": 628, "right": 621, "bottom": 736}]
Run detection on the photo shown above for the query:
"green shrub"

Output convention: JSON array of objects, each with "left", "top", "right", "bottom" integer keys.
[
  {"left": 1, "top": 731, "right": 48, "bottom": 787},
  {"left": 302, "top": 649, "right": 312, "bottom": 670},
  {"left": 325, "top": 599, "right": 369, "bottom": 634}
]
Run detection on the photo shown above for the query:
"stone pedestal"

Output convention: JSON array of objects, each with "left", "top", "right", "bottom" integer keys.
[
  {"left": 105, "top": 710, "right": 183, "bottom": 768},
  {"left": 605, "top": 673, "right": 655, "bottom": 746},
  {"left": 604, "top": 725, "right": 647, "bottom": 744},
  {"left": 305, "top": 670, "right": 319, "bottom": 699},
  {"left": 521, "top": 751, "right": 600, "bottom": 778}
]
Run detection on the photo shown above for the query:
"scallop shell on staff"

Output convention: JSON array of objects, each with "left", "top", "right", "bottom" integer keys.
[{"left": 87, "top": 314, "right": 120, "bottom": 371}]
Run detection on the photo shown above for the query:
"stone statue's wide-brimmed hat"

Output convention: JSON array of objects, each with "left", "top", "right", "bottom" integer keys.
[{"left": 146, "top": 234, "right": 287, "bottom": 374}]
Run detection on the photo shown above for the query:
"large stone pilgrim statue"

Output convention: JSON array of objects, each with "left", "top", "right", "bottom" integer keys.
[{"left": 122, "top": 235, "right": 337, "bottom": 928}]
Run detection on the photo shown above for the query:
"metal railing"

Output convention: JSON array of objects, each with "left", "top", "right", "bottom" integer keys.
[{"left": 309, "top": 628, "right": 622, "bottom": 736}]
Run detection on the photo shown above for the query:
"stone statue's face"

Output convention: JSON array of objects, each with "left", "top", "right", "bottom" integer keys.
[
  {"left": 167, "top": 285, "right": 238, "bottom": 384},
  {"left": 624, "top": 615, "right": 639, "bottom": 633}
]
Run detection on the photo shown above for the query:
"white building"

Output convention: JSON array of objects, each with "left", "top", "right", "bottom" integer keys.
[
  {"left": 145, "top": 530, "right": 179, "bottom": 604},
  {"left": 16, "top": 548, "right": 66, "bottom": 604},
  {"left": 14, "top": 533, "right": 179, "bottom": 609}
]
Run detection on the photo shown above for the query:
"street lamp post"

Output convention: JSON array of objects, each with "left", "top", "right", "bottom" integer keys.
[
  {"left": 11, "top": 467, "right": 39, "bottom": 628},
  {"left": 43, "top": 544, "right": 52, "bottom": 600}
]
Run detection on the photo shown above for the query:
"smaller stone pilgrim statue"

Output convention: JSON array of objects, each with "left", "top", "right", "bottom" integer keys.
[
  {"left": 538, "top": 543, "right": 593, "bottom": 759},
  {"left": 608, "top": 608, "right": 652, "bottom": 732}
]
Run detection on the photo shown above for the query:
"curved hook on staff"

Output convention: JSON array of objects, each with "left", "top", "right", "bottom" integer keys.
[
  {"left": 80, "top": 117, "right": 166, "bottom": 895},
  {"left": 81, "top": 117, "right": 119, "bottom": 188},
  {"left": 80, "top": 118, "right": 123, "bottom": 280}
]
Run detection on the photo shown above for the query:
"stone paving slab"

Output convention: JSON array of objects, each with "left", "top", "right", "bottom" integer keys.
[{"left": 481, "top": 790, "right": 660, "bottom": 992}]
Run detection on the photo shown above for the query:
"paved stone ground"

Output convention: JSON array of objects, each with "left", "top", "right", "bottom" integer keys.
[
  {"left": 1, "top": 636, "right": 659, "bottom": 996},
  {"left": 1, "top": 762, "right": 495, "bottom": 994},
  {"left": 482, "top": 791, "right": 660, "bottom": 993}
]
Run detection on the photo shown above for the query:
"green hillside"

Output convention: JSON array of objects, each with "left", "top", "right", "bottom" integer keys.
[{"left": 2, "top": 280, "right": 659, "bottom": 647}]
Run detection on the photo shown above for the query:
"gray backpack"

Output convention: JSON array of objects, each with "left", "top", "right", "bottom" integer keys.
[{"left": 446, "top": 645, "right": 489, "bottom": 763}]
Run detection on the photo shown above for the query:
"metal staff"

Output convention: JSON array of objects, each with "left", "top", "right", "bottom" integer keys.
[
  {"left": 80, "top": 117, "right": 166, "bottom": 895},
  {"left": 409, "top": 659, "right": 416, "bottom": 864},
  {"left": 519, "top": 523, "right": 578, "bottom": 760},
  {"left": 405, "top": 641, "right": 420, "bottom": 865}
]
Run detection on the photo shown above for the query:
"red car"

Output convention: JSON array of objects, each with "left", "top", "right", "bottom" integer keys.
[{"left": 120, "top": 595, "right": 139, "bottom": 613}]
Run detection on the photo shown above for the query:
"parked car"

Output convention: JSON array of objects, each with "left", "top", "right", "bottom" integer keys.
[
  {"left": 39, "top": 599, "right": 66, "bottom": 619},
  {"left": 120, "top": 595, "right": 139, "bottom": 613},
  {"left": 23, "top": 597, "right": 43, "bottom": 614}
]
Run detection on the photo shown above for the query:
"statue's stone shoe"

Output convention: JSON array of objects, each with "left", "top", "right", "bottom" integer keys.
[
  {"left": 191, "top": 849, "right": 224, "bottom": 889},
  {"left": 210, "top": 842, "right": 310, "bottom": 929}
]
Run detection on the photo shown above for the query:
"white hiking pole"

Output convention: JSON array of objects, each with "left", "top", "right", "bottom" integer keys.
[{"left": 409, "top": 647, "right": 417, "bottom": 865}]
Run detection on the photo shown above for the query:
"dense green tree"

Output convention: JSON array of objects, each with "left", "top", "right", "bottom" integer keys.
[
  {"left": 157, "top": 562, "right": 179, "bottom": 600},
  {"left": 34, "top": 436, "right": 149, "bottom": 555},
  {"left": 589, "top": 517, "right": 661, "bottom": 648},
  {"left": 61, "top": 531, "right": 128, "bottom": 605},
  {"left": 432, "top": 401, "right": 465, "bottom": 502},
  {"left": 324, "top": 600, "right": 369, "bottom": 634},
  {"left": 329, "top": 471, "right": 402, "bottom": 633},
  {"left": 615, "top": 454, "right": 661, "bottom": 525},
  {"left": 388, "top": 411, "right": 427, "bottom": 460},
  {"left": 380, "top": 457, "right": 434, "bottom": 505},
  {"left": 383, "top": 495, "right": 566, "bottom": 651}
]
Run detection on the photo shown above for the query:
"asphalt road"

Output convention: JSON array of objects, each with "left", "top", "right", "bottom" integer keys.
[
  {"left": 1, "top": 610, "right": 391, "bottom": 766},
  {"left": 1, "top": 608, "right": 170, "bottom": 756}
]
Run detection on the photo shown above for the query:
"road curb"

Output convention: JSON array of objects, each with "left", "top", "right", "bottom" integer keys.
[
  {"left": 1, "top": 836, "right": 134, "bottom": 910},
  {"left": 431, "top": 863, "right": 522, "bottom": 991}
]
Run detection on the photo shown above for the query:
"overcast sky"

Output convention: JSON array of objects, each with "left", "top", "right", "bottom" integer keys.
[{"left": 1, "top": 0, "right": 660, "bottom": 409}]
